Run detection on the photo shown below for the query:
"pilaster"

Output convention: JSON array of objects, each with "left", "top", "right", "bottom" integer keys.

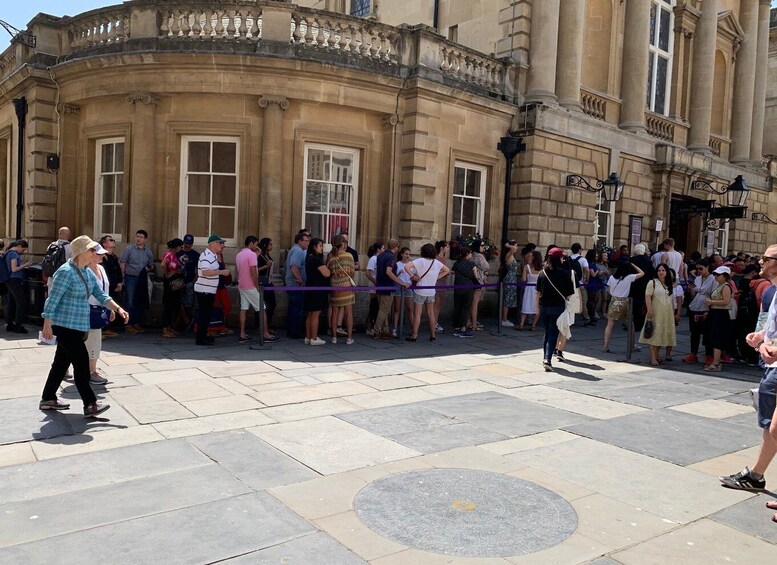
[{"left": 258, "top": 95, "right": 289, "bottom": 245}]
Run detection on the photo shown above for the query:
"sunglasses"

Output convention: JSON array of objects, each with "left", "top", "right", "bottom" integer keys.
[{"left": 761, "top": 256, "right": 777, "bottom": 263}]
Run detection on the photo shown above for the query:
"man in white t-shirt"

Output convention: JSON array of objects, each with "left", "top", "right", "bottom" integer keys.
[
  {"left": 720, "top": 243, "right": 777, "bottom": 497},
  {"left": 660, "top": 238, "right": 685, "bottom": 281},
  {"left": 570, "top": 243, "right": 591, "bottom": 324},
  {"left": 194, "top": 235, "right": 230, "bottom": 346}
]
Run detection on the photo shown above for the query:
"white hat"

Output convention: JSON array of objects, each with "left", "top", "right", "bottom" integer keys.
[
  {"left": 712, "top": 266, "right": 731, "bottom": 275},
  {"left": 93, "top": 244, "right": 108, "bottom": 255}
]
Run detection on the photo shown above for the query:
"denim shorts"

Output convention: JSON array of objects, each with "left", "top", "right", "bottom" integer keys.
[
  {"left": 413, "top": 293, "right": 435, "bottom": 305},
  {"left": 394, "top": 288, "right": 413, "bottom": 298},
  {"left": 757, "top": 367, "right": 777, "bottom": 430}
]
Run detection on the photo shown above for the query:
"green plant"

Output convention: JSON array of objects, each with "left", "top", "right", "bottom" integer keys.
[{"left": 449, "top": 233, "right": 499, "bottom": 261}]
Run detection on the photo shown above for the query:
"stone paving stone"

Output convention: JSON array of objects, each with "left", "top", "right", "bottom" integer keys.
[
  {"left": 611, "top": 519, "right": 776, "bottom": 563},
  {"left": 199, "top": 361, "right": 278, "bottom": 378},
  {"left": 131, "top": 368, "right": 213, "bottom": 385},
  {"left": 502, "top": 385, "right": 646, "bottom": 420},
  {"left": 723, "top": 411, "right": 760, "bottom": 428},
  {"left": 345, "top": 388, "right": 438, "bottom": 409},
  {"left": 586, "top": 380, "right": 727, "bottom": 409},
  {"left": 223, "top": 531, "right": 367, "bottom": 564},
  {"left": 158, "top": 379, "right": 232, "bottom": 402},
  {"left": 669, "top": 399, "right": 755, "bottom": 419},
  {"left": 122, "top": 399, "right": 195, "bottom": 424},
  {"left": 372, "top": 549, "right": 512, "bottom": 565},
  {"left": 314, "top": 510, "right": 412, "bottom": 561},
  {"left": 182, "top": 394, "right": 263, "bottom": 416},
  {"left": 247, "top": 416, "right": 419, "bottom": 475},
  {"left": 422, "top": 380, "right": 502, "bottom": 397},
  {"left": 0, "top": 396, "right": 77, "bottom": 444},
  {"left": 31, "top": 425, "right": 164, "bottom": 460},
  {"left": 151, "top": 409, "right": 274, "bottom": 439},
  {"left": 584, "top": 558, "right": 624, "bottom": 565},
  {"left": 506, "top": 466, "right": 594, "bottom": 502},
  {"left": 479, "top": 430, "right": 579, "bottom": 456},
  {"left": 357, "top": 375, "right": 426, "bottom": 391},
  {"left": 187, "top": 430, "right": 317, "bottom": 489},
  {"left": 343, "top": 362, "right": 410, "bottom": 378},
  {"left": 510, "top": 437, "right": 751, "bottom": 524},
  {"left": 0, "top": 374, "right": 50, "bottom": 400},
  {"left": 268, "top": 471, "right": 367, "bottom": 520},
  {"left": 711, "top": 495, "right": 777, "bottom": 545},
  {"left": 350, "top": 457, "right": 434, "bottom": 483},
  {"left": 420, "top": 392, "right": 593, "bottom": 437},
  {"left": 338, "top": 404, "right": 457, "bottom": 436},
  {"left": 253, "top": 381, "right": 376, "bottom": 407},
  {"left": 105, "top": 384, "right": 170, "bottom": 405},
  {"left": 0, "top": 442, "right": 35, "bottom": 468},
  {"left": 0, "top": 464, "right": 251, "bottom": 547},
  {"left": 0, "top": 492, "right": 314, "bottom": 564},
  {"left": 212, "top": 378, "right": 255, "bottom": 396},
  {"left": 420, "top": 446, "right": 527, "bottom": 475},
  {"left": 261, "top": 398, "right": 361, "bottom": 422},
  {"left": 549, "top": 373, "right": 662, "bottom": 395},
  {"left": 389, "top": 422, "right": 508, "bottom": 453},
  {"left": 0, "top": 439, "right": 210, "bottom": 503},
  {"left": 565, "top": 409, "right": 760, "bottom": 465},
  {"left": 687, "top": 445, "right": 777, "bottom": 486}
]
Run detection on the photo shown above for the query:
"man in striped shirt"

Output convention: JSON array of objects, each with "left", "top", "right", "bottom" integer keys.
[{"left": 195, "top": 235, "right": 230, "bottom": 346}]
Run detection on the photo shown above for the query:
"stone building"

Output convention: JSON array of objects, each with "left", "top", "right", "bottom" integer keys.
[{"left": 0, "top": 0, "right": 774, "bottom": 266}]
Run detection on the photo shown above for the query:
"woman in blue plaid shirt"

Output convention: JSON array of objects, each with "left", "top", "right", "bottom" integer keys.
[{"left": 40, "top": 236, "right": 128, "bottom": 417}]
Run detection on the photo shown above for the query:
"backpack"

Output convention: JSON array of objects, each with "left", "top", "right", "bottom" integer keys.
[
  {"left": 570, "top": 256, "right": 583, "bottom": 285},
  {"left": 740, "top": 279, "right": 769, "bottom": 320},
  {"left": 0, "top": 252, "right": 10, "bottom": 283},
  {"left": 41, "top": 241, "right": 68, "bottom": 277}
]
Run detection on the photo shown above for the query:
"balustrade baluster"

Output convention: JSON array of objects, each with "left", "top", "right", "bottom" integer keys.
[
  {"left": 304, "top": 17, "right": 314, "bottom": 45},
  {"left": 191, "top": 11, "right": 202, "bottom": 38},
  {"left": 250, "top": 12, "right": 260, "bottom": 39},
  {"left": 214, "top": 11, "right": 225, "bottom": 37},
  {"left": 337, "top": 23, "right": 347, "bottom": 50},
  {"left": 238, "top": 11, "right": 248, "bottom": 39},
  {"left": 181, "top": 12, "right": 191, "bottom": 37},
  {"left": 160, "top": 12, "right": 170, "bottom": 37},
  {"left": 226, "top": 10, "right": 237, "bottom": 38},
  {"left": 170, "top": 11, "right": 182, "bottom": 36},
  {"left": 315, "top": 22, "right": 327, "bottom": 47},
  {"left": 368, "top": 30, "right": 379, "bottom": 58},
  {"left": 203, "top": 11, "right": 213, "bottom": 36},
  {"left": 346, "top": 24, "right": 357, "bottom": 52}
]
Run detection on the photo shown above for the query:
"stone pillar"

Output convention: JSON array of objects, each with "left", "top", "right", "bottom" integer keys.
[
  {"left": 258, "top": 96, "right": 288, "bottom": 244},
  {"left": 525, "top": 0, "right": 560, "bottom": 103},
  {"left": 58, "top": 104, "right": 81, "bottom": 230},
  {"left": 730, "top": 0, "right": 759, "bottom": 163},
  {"left": 126, "top": 94, "right": 158, "bottom": 237},
  {"left": 749, "top": 0, "right": 771, "bottom": 163},
  {"left": 618, "top": 0, "right": 651, "bottom": 132},
  {"left": 555, "top": 0, "right": 585, "bottom": 111},
  {"left": 687, "top": 0, "right": 718, "bottom": 154}
]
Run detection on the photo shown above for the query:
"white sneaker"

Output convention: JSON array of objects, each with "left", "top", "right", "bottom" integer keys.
[
  {"left": 391, "top": 328, "right": 398, "bottom": 337},
  {"left": 435, "top": 324, "right": 444, "bottom": 333},
  {"left": 331, "top": 336, "right": 337, "bottom": 344},
  {"left": 304, "top": 338, "right": 310, "bottom": 345},
  {"left": 336, "top": 327, "right": 347, "bottom": 336},
  {"left": 346, "top": 338, "right": 354, "bottom": 345},
  {"left": 310, "top": 337, "right": 326, "bottom": 346},
  {"left": 501, "top": 320, "right": 515, "bottom": 327}
]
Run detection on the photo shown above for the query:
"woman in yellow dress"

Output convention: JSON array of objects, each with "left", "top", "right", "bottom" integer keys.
[
  {"left": 639, "top": 263, "right": 677, "bottom": 366},
  {"left": 327, "top": 234, "right": 356, "bottom": 344}
]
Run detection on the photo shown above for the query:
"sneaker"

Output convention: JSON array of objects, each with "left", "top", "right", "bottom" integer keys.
[
  {"left": 331, "top": 336, "right": 337, "bottom": 344},
  {"left": 435, "top": 324, "right": 444, "bottom": 333},
  {"left": 63, "top": 372, "right": 74, "bottom": 382},
  {"left": 237, "top": 335, "right": 252, "bottom": 343},
  {"left": 682, "top": 354, "right": 698, "bottom": 364},
  {"left": 90, "top": 373, "right": 108, "bottom": 385},
  {"left": 310, "top": 337, "right": 326, "bottom": 346},
  {"left": 721, "top": 354, "right": 734, "bottom": 364},
  {"left": 304, "top": 338, "right": 311, "bottom": 345},
  {"left": 263, "top": 335, "right": 279, "bottom": 342},
  {"left": 719, "top": 467, "right": 766, "bottom": 491},
  {"left": 543, "top": 360, "right": 554, "bottom": 372},
  {"left": 704, "top": 356, "right": 714, "bottom": 366},
  {"left": 501, "top": 320, "right": 515, "bottom": 328},
  {"left": 392, "top": 329, "right": 398, "bottom": 337},
  {"left": 365, "top": 329, "right": 374, "bottom": 336},
  {"left": 84, "top": 403, "right": 110, "bottom": 418},
  {"left": 459, "top": 330, "right": 474, "bottom": 338},
  {"left": 704, "top": 363, "right": 722, "bottom": 372},
  {"left": 346, "top": 338, "right": 354, "bottom": 345},
  {"left": 453, "top": 330, "right": 461, "bottom": 337},
  {"left": 39, "top": 399, "right": 70, "bottom": 410},
  {"left": 336, "top": 327, "right": 348, "bottom": 336},
  {"left": 554, "top": 349, "right": 565, "bottom": 361}
]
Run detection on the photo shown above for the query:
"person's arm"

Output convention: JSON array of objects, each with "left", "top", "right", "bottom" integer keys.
[
  {"left": 522, "top": 264, "right": 528, "bottom": 283},
  {"left": 632, "top": 263, "right": 645, "bottom": 279},
  {"left": 290, "top": 264, "right": 303, "bottom": 284},
  {"left": 645, "top": 281, "right": 654, "bottom": 318},
  {"left": 250, "top": 265, "right": 259, "bottom": 288},
  {"left": 201, "top": 256, "right": 228, "bottom": 277},
  {"left": 10, "top": 254, "right": 32, "bottom": 272},
  {"left": 387, "top": 265, "right": 407, "bottom": 286},
  {"left": 318, "top": 264, "right": 331, "bottom": 278}
]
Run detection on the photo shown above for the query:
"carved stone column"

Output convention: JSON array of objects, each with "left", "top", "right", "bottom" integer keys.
[
  {"left": 687, "top": 0, "right": 718, "bottom": 154},
  {"left": 730, "top": 0, "right": 759, "bottom": 163},
  {"left": 525, "top": 0, "right": 560, "bottom": 104},
  {"left": 618, "top": 0, "right": 651, "bottom": 132},
  {"left": 58, "top": 104, "right": 81, "bottom": 229},
  {"left": 126, "top": 93, "right": 159, "bottom": 236},
  {"left": 258, "top": 95, "right": 288, "bottom": 244},
  {"left": 555, "top": 0, "right": 585, "bottom": 111},
  {"left": 749, "top": 0, "right": 771, "bottom": 163}
]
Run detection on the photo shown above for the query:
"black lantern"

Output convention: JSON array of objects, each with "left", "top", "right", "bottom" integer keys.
[
  {"left": 565, "top": 172, "right": 625, "bottom": 202},
  {"left": 497, "top": 134, "right": 526, "bottom": 245},
  {"left": 691, "top": 175, "right": 749, "bottom": 208}
]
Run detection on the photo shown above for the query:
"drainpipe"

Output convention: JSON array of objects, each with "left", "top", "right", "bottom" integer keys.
[
  {"left": 12, "top": 97, "right": 27, "bottom": 240},
  {"left": 433, "top": 0, "right": 440, "bottom": 30}
]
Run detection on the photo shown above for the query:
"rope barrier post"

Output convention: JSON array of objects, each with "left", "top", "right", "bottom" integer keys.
[
  {"left": 625, "top": 297, "right": 632, "bottom": 361},
  {"left": 497, "top": 281, "right": 503, "bottom": 335},
  {"left": 398, "top": 285, "right": 405, "bottom": 341},
  {"left": 258, "top": 285, "right": 265, "bottom": 347}
]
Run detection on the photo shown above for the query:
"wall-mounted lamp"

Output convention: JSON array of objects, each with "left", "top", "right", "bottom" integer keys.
[
  {"left": 752, "top": 212, "right": 777, "bottom": 225},
  {"left": 691, "top": 174, "right": 749, "bottom": 207},
  {"left": 565, "top": 172, "right": 625, "bottom": 202}
]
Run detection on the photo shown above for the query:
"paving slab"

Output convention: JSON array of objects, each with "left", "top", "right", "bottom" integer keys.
[
  {"left": 502, "top": 385, "right": 646, "bottom": 420},
  {"left": 151, "top": 409, "right": 274, "bottom": 439},
  {"left": 31, "top": 425, "right": 164, "bottom": 460},
  {"left": 247, "top": 416, "right": 420, "bottom": 475},
  {"left": 0, "top": 464, "right": 251, "bottom": 547},
  {"left": 122, "top": 399, "right": 195, "bottom": 424},
  {"left": 182, "top": 394, "right": 263, "bottom": 416},
  {"left": 0, "top": 439, "right": 210, "bottom": 503},
  {"left": 0, "top": 492, "right": 314, "bottom": 564},
  {"left": 187, "top": 430, "right": 318, "bottom": 489},
  {"left": 0, "top": 396, "right": 76, "bottom": 444},
  {"left": 0, "top": 442, "right": 36, "bottom": 468},
  {"left": 268, "top": 471, "right": 367, "bottom": 520},
  {"left": 223, "top": 531, "right": 367, "bottom": 564},
  {"left": 261, "top": 398, "right": 360, "bottom": 422},
  {"left": 585, "top": 380, "right": 728, "bottom": 409},
  {"left": 710, "top": 494, "right": 777, "bottom": 545},
  {"left": 565, "top": 409, "right": 760, "bottom": 465},
  {"left": 389, "top": 422, "right": 508, "bottom": 453},
  {"left": 338, "top": 404, "right": 457, "bottom": 436},
  {"left": 669, "top": 398, "right": 755, "bottom": 419}
]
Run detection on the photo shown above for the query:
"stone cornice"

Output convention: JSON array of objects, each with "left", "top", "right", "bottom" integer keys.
[
  {"left": 126, "top": 93, "right": 159, "bottom": 105},
  {"left": 258, "top": 95, "right": 289, "bottom": 110},
  {"left": 58, "top": 103, "right": 80, "bottom": 116}
]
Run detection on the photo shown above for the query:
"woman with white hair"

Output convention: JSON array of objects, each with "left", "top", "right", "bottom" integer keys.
[{"left": 39, "top": 236, "right": 128, "bottom": 417}]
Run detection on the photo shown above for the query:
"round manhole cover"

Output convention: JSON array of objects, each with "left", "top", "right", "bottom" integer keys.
[{"left": 354, "top": 469, "right": 577, "bottom": 557}]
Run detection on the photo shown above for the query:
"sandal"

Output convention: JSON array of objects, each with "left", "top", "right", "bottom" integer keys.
[
  {"left": 704, "top": 364, "right": 722, "bottom": 372},
  {"left": 404, "top": 336, "right": 417, "bottom": 342}
]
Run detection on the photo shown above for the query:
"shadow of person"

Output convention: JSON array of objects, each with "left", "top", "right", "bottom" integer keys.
[
  {"left": 33, "top": 411, "right": 75, "bottom": 441},
  {"left": 551, "top": 367, "right": 602, "bottom": 381}
]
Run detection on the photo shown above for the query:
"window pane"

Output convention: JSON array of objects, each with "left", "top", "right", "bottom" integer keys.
[
  {"left": 452, "top": 196, "right": 462, "bottom": 224},
  {"left": 465, "top": 170, "right": 481, "bottom": 197},
  {"left": 329, "top": 185, "right": 350, "bottom": 213},
  {"left": 115, "top": 175, "right": 124, "bottom": 203},
  {"left": 212, "top": 142, "right": 236, "bottom": 173},
  {"left": 649, "top": 4, "right": 657, "bottom": 46},
  {"left": 101, "top": 206, "right": 114, "bottom": 234},
  {"left": 658, "top": 8, "right": 671, "bottom": 51},
  {"left": 188, "top": 142, "right": 210, "bottom": 172},
  {"left": 212, "top": 207, "right": 235, "bottom": 239},
  {"left": 187, "top": 207, "right": 209, "bottom": 238},
  {"left": 305, "top": 181, "right": 326, "bottom": 212},
  {"left": 188, "top": 174, "right": 210, "bottom": 205},
  {"left": 307, "top": 149, "right": 328, "bottom": 181},
  {"left": 101, "top": 144, "right": 113, "bottom": 174},
  {"left": 114, "top": 204, "right": 123, "bottom": 232},
  {"left": 304, "top": 214, "right": 326, "bottom": 241},
  {"left": 453, "top": 167, "right": 466, "bottom": 195},
  {"left": 212, "top": 176, "right": 236, "bottom": 206},
  {"left": 461, "top": 197, "right": 477, "bottom": 226},
  {"left": 655, "top": 56, "right": 668, "bottom": 114},
  {"left": 101, "top": 175, "right": 114, "bottom": 204},
  {"left": 351, "top": 0, "right": 370, "bottom": 17},
  {"left": 331, "top": 152, "right": 353, "bottom": 184},
  {"left": 597, "top": 211, "right": 609, "bottom": 238},
  {"left": 646, "top": 52, "right": 655, "bottom": 107},
  {"left": 329, "top": 215, "right": 349, "bottom": 238},
  {"left": 114, "top": 143, "right": 124, "bottom": 173}
]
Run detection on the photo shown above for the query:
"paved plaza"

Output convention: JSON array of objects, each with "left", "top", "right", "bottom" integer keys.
[{"left": 0, "top": 321, "right": 775, "bottom": 564}]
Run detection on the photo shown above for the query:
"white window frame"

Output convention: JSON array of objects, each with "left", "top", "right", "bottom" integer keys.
[
  {"left": 94, "top": 137, "right": 125, "bottom": 242},
  {"left": 179, "top": 135, "right": 240, "bottom": 247},
  {"left": 647, "top": 0, "right": 675, "bottom": 116},
  {"left": 350, "top": 0, "right": 372, "bottom": 17},
  {"left": 451, "top": 162, "right": 487, "bottom": 239},
  {"left": 706, "top": 222, "right": 729, "bottom": 256},
  {"left": 594, "top": 193, "right": 615, "bottom": 247},
  {"left": 301, "top": 144, "right": 360, "bottom": 243}
]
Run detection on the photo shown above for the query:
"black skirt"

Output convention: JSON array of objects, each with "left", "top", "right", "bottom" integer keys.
[{"left": 707, "top": 308, "right": 733, "bottom": 351}]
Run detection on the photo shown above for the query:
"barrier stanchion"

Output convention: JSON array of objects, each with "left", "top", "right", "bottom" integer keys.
[
  {"left": 497, "top": 281, "right": 504, "bottom": 335},
  {"left": 250, "top": 285, "right": 268, "bottom": 349},
  {"left": 398, "top": 286, "right": 406, "bottom": 341},
  {"left": 617, "top": 297, "right": 639, "bottom": 363}
]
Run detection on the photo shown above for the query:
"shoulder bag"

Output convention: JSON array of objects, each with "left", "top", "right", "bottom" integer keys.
[
  {"left": 333, "top": 257, "right": 356, "bottom": 286},
  {"left": 74, "top": 264, "right": 112, "bottom": 329},
  {"left": 543, "top": 269, "right": 581, "bottom": 314},
  {"left": 412, "top": 260, "right": 436, "bottom": 288}
]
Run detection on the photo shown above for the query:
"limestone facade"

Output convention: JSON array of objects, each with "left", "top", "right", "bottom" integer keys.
[{"left": 0, "top": 0, "right": 774, "bottom": 266}]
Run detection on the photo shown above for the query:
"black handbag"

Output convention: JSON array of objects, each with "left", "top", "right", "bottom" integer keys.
[
  {"left": 643, "top": 319, "right": 654, "bottom": 339},
  {"left": 89, "top": 305, "right": 111, "bottom": 329}
]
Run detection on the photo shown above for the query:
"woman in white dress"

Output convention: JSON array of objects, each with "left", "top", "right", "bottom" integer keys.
[
  {"left": 85, "top": 245, "right": 112, "bottom": 385},
  {"left": 519, "top": 250, "right": 542, "bottom": 331}
]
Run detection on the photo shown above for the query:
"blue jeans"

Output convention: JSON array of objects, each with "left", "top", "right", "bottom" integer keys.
[
  {"left": 286, "top": 289, "right": 304, "bottom": 338},
  {"left": 758, "top": 367, "right": 777, "bottom": 430},
  {"left": 123, "top": 275, "right": 139, "bottom": 325},
  {"left": 541, "top": 304, "right": 565, "bottom": 363}
]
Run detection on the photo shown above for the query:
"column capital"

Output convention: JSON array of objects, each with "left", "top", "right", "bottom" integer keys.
[
  {"left": 381, "top": 114, "right": 403, "bottom": 127},
  {"left": 258, "top": 96, "right": 289, "bottom": 110},
  {"left": 58, "top": 103, "right": 80, "bottom": 116},
  {"left": 126, "top": 93, "right": 159, "bottom": 106}
]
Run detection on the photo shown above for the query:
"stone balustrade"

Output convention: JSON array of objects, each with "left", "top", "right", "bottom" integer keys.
[
  {"left": 0, "top": 50, "right": 16, "bottom": 82},
  {"left": 439, "top": 44, "right": 505, "bottom": 94},
  {"left": 580, "top": 89, "right": 606, "bottom": 121},
  {"left": 160, "top": 6, "right": 262, "bottom": 40},
  {"left": 645, "top": 111, "right": 675, "bottom": 142},
  {"left": 709, "top": 134, "right": 731, "bottom": 160},
  {"left": 68, "top": 7, "right": 130, "bottom": 50}
]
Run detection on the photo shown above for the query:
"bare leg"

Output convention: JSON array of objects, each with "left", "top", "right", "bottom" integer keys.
[
  {"left": 426, "top": 302, "right": 437, "bottom": 338},
  {"left": 411, "top": 303, "right": 423, "bottom": 338},
  {"left": 392, "top": 296, "right": 401, "bottom": 333},
  {"left": 344, "top": 305, "right": 353, "bottom": 339},
  {"left": 239, "top": 309, "right": 248, "bottom": 338},
  {"left": 603, "top": 319, "right": 616, "bottom": 350},
  {"left": 519, "top": 313, "right": 527, "bottom": 328}
]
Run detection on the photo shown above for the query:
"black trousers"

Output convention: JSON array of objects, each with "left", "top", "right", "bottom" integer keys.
[
  {"left": 6, "top": 278, "right": 26, "bottom": 325},
  {"left": 688, "top": 310, "right": 711, "bottom": 357},
  {"left": 41, "top": 325, "right": 96, "bottom": 407},
  {"left": 453, "top": 290, "right": 473, "bottom": 329},
  {"left": 195, "top": 291, "right": 216, "bottom": 343}
]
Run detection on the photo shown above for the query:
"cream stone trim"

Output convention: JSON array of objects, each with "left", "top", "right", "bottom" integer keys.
[
  {"left": 126, "top": 93, "right": 159, "bottom": 105},
  {"left": 59, "top": 104, "right": 80, "bottom": 116},
  {"left": 258, "top": 96, "right": 290, "bottom": 110}
]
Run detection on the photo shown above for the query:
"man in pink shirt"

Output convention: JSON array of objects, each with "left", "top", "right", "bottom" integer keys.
[{"left": 235, "top": 236, "right": 277, "bottom": 343}]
